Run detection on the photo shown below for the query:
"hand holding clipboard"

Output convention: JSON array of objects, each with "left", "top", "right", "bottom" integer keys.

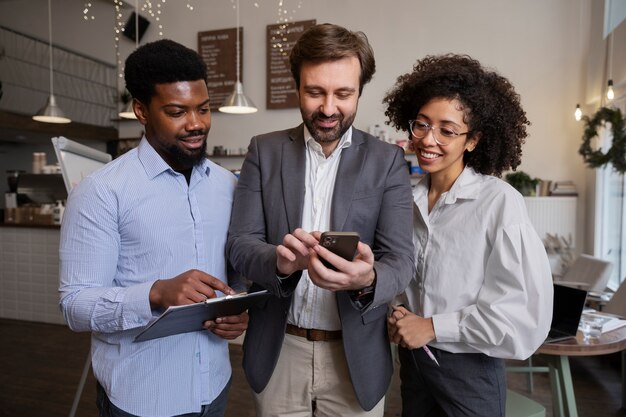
[{"left": 135, "top": 290, "right": 271, "bottom": 342}]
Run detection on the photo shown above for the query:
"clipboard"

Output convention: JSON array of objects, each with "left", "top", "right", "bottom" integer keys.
[{"left": 134, "top": 290, "right": 271, "bottom": 342}]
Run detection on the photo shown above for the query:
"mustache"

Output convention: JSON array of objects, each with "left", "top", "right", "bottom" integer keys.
[
  {"left": 178, "top": 130, "right": 208, "bottom": 140},
  {"left": 312, "top": 112, "right": 341, "bottom": 122}
]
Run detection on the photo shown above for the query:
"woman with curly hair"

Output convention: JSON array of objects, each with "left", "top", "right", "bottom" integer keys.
[{"left": 384, "top": 54, "right": 553, "bottom": 416}]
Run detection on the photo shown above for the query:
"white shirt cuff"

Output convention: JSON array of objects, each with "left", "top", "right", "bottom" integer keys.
[{"left": 432, "top": 311, "right": 462, "bottom": 342}]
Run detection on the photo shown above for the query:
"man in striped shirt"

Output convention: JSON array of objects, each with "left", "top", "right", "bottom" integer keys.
[{"left": 59, "top": 39, "right": 248, "bottom": 417}]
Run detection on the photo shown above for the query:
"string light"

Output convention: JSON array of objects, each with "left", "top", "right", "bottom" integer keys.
[
  {"left": 83, "top": 2, "right": 95, "bottom": 20},
  {"left": 113, "top": 0, "right": 124, "bottom": 79},
  {"left": 142, "top": 0, "right": 166, "bottom": 37},
  {"left": 270, "top": 0, "right": 303, "bottom": 56},
  {"left": 119, "top": 0, "right": 140, "bottom": 119}
]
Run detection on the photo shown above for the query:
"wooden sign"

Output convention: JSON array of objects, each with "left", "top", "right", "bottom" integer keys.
[
  {"left": 266, "top": 19, "right": 316, "bottom": 109},
  {"left": 198, "top": 27, "right": 242, "bottom": 111}
]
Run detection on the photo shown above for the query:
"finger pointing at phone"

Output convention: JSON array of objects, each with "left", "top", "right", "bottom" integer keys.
[{"left": 308, "top": 239, "right": 376, "bottom": 291}]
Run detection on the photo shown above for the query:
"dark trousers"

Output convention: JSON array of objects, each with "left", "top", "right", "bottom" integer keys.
[
  {"left": 96, "top": 378, "right": 231, "bottom": 417},
  {"left": 398, "top": 346, "right": 506, "bottom": 417}
]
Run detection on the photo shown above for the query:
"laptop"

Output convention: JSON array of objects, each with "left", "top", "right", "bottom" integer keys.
[{"left": 545, "top": 283, "right": 588, "bottom": 343}]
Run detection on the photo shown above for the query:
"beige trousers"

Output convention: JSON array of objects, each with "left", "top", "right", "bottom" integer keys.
[{"left": 253, "top": 333, "right": 385, "bottom": 417}]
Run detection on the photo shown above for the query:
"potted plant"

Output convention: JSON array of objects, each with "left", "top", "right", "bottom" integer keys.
[{"left": 505, "top": 171, "right": 540, "bottom": 196}]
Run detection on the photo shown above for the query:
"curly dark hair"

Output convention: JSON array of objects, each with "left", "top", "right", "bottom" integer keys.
[
  {"left": 124, "top": 39, "right": 208, "bottom": 105},
  {"left": 290, "top": 23, "right": 375, "bottom": 96},
  {"left": 383, "top": 54, "right": 529, "bottom": 176}
]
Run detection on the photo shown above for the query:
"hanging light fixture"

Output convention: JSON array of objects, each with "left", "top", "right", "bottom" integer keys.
[
  {"left": 607, "top": 79, "right": 615, "bottom": 101},
  {"left": 119, "top": 0, "right": 139, "bottom": 119},
  {"left": 606, "top": 31, "right": 615, "bottom": 102},
  {"left": 118, "top": 99, "right": 136, "bottom": 119},
  {"left": 219, "top": 0, "right": 257, "bottom": 114},
  {"left": 33, "top": 0, "right": 71, "bottom": 124},
  {"left": 574, "top": 104, "right": 582, "bottom": 121}
]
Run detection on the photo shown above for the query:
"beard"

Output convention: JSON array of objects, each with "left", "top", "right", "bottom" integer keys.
[
  {"left": 302, "top": 109, "right": 356, "bottom": 144},
  {"left": 167, "top": 133, "right": 208, "bottom": 168}
]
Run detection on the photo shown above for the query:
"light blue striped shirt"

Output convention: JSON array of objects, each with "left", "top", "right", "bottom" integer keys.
[{"left": 59, "top": 138, "right": 238, "bottom": 416}]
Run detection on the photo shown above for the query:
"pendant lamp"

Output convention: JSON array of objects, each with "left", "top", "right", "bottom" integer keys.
[
  {"left": 119, "top": 0, "right": 139, "bottom": 119},
  {"left": 219, "top": 0, "right": 257, "bottom": 114},
  {"left": 118, "top": 100, "right": 136, "bottom": 119},
  {"left": 606, "top": 32, "right": 615, "bottom": 102},
  {"left": 33, "top": 0, "right": 71, "bottom": 124},
  {"left": 574, "top": 104, "right": 582, "bottom": 121},
  {"left": 607, "top": 80, "right": 615, "bottom": 101}
]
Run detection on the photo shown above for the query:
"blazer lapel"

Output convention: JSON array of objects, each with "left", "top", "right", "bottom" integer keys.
[
  {"left": 282, "top": 125, "right": 306, "bottom": 231},
  {"left": 331, "top": 129, "right": 366, "bottom": 230}
]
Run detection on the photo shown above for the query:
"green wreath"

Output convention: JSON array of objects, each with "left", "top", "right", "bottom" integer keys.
[{"left": 579, "top": 107, "right": 626, "bottom": 173}]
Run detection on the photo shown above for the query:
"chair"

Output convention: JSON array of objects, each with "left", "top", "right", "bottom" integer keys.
[
  {"left": 603, "top": 279, "right": 626, "bottom": 317},
  {"left": 554, "top": 254, "right": 613, "bottom": 293},
  {"left": 506, "top": 389, "right": 546, "bottom": 417}
]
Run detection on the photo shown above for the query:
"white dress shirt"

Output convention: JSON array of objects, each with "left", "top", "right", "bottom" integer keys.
[
  {"left": 398, "top": 166, "right": 553, "bottom": 360},
  {"left": 286, "top": 125, "right": 352, "bottom": 331}
]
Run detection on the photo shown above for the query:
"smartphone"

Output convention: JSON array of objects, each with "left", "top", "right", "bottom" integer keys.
[{"left": 319, "top": 231, "right": 360, "bottom": 271}]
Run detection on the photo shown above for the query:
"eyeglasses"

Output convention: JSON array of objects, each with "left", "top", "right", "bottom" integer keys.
[{"left": 409, "top": 120, "right": 470, "bottom": 146}]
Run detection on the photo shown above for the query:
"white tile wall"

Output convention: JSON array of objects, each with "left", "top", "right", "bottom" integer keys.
[
  {"left": 0, "top": 226, "right": 246, "bottom": 345},
  {"left": 0, "top": 226, "right": 65, "bottom": 324}
]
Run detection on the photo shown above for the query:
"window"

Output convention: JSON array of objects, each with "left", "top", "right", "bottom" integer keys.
[{"left": 594, "top": 99, "right": 626, "bottom": 290}]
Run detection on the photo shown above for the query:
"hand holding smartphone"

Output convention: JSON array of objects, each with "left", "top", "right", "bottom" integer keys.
[{"left": 318, "top": 231, "right": 360, "bottom": 271}]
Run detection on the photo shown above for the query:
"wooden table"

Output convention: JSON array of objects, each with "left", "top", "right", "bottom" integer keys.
[{"left": 536, "top": 325, "right": 626, "bottom": 417}]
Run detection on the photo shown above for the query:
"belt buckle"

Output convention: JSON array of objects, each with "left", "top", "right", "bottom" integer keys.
[
  {"left": 307, "top": 328, "right": 328, "bottom": 342},
  {"left": 305, "top": 328, "right": 317, "bottom": 342}
]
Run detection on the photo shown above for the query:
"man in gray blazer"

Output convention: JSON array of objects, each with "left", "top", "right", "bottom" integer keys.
[{"left": 227, "top": 23, "right": 414, "bottom": 416}]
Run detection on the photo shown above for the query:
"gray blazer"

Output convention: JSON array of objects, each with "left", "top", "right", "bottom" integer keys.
[{"left": 226, "top": 125, "right": 414, "bottom": 411}]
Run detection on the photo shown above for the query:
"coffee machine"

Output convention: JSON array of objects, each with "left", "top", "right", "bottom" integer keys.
[
  {"left": 5, "top": 169, "right": 24, "bottom": 209},
  {"left": 4, "top": 170, "right": 67, "bottom": 225}
]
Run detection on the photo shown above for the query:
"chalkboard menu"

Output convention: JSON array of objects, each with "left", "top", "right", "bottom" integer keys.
[
  {"left": 198, "top": 28, "right": 242, "bottom": 111},
  {"left": 266, "top": 19, "right": 316, "bottom": 109}
]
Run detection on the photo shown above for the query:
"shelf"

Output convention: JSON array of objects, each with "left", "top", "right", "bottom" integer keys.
[
  {"left": 208, "top": 154, "right": 246, "bottom": 158},
  {"left": 111, "top": 117, "right": 140, "bottom": 122},
  {"left": 0, "top": 109, "right": 118, "bottom": 142}
]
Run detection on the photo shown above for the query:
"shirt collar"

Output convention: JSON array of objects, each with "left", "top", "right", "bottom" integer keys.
[
  {"left": 137, "top": 137, "right": 211, "bottom": 180},
  {"left": 414, "top": 165, "right": 484, "bottom": 205},
  {"left": 303, "top": 125, "right": 353, "bottom": 155}
]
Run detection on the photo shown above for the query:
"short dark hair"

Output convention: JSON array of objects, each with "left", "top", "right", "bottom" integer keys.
[
  {"left": 289, "top": 23, "right": 375, "bottom": 96},
  {"left": 383, "top": 54, "right": 530, "bottom": 176},
  {"left": 124, "top": 39, "right": 208, "bottom": 104}
]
